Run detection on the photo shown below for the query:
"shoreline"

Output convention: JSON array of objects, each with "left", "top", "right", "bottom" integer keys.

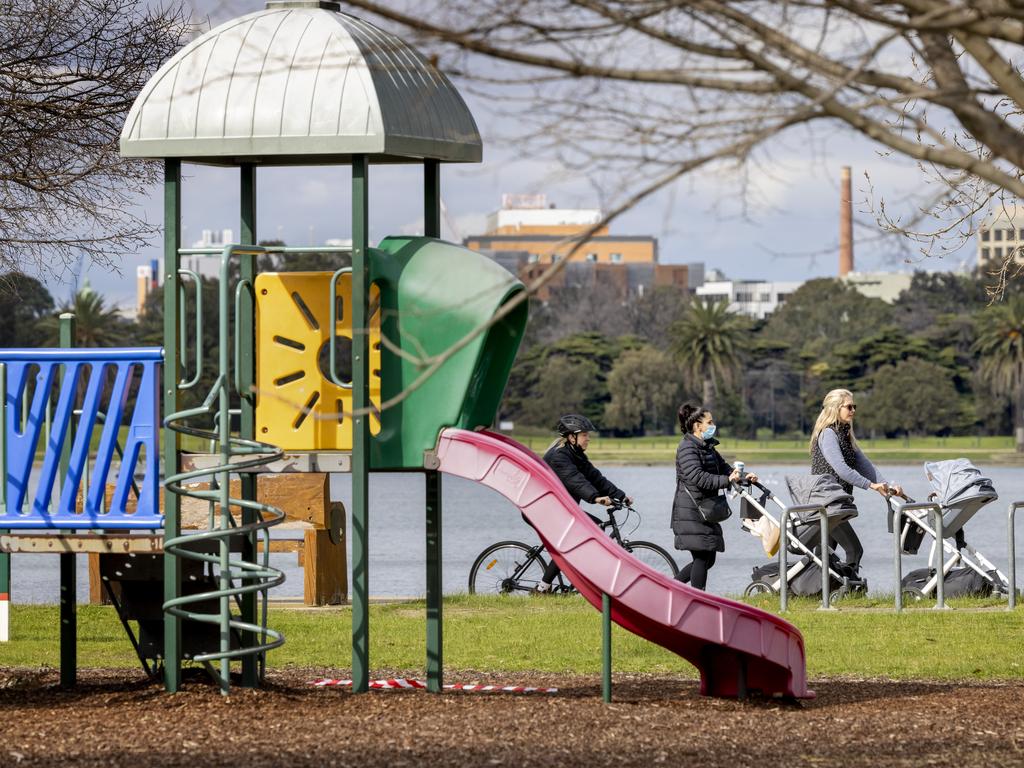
[
  {"left": 587, "top": 452, "right": 1024, "bottom": 467},
  {"left": 511, "top": 434, "right": 1023, "bottom": 467}
]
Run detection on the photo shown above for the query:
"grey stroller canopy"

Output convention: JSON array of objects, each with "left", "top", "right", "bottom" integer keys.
[
  {"left": 923, "top": 458, "right": 998, "bottom": 536},
  {"left": 924, "top": 459, "right": 996, "bottom": 506}
]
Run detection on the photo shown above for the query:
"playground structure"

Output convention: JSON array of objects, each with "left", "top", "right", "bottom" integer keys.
[{"left": 0, "top": 1, "right": 816, "bottom": 699}]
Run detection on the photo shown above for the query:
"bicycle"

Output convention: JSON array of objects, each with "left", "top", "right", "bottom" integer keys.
[{"left": 467, "top": 500, "right": 678, "bottom": 595}]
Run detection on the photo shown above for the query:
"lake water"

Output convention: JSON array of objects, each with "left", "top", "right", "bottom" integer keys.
[{"left": 7, "top": 464, "right": 1024, "bottom": 603}]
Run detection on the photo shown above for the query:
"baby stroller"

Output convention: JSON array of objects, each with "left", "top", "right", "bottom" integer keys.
[
  {"left": 893, "top": 458, "right": 1010, "bottom": 599},
  {"left": 740, "top": 475, "right": 868, "bottom": 603}
]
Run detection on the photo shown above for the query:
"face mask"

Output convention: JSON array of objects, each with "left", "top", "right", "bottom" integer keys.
[{"left": 701, "top": 424, "right": 717, "bottom": 440}]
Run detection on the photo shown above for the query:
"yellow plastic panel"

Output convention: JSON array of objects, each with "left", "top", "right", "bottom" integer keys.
[{"left": 255, "top": 272, "right": 381, "bottom": 450}]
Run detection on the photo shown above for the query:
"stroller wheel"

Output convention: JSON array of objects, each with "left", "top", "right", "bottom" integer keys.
[
  {"left": 901, "top": 586, "right": 926, "bottom": 602},
  {"left": 744, "top": 581, "right": 776, "bottom": 597},
  {"left": 828, "top": 588, "right": 847, "bottom": 606}
]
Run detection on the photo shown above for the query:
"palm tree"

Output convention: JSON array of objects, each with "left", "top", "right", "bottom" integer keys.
[
  {"left": 974, "top": 296, "right": 1024, "bottom": 452},
  {"left": 670, "top": 298, "right": 747, "bottom": 409},
  {"left": 42, "top": 283, "right": 128, "bottom": 347}
]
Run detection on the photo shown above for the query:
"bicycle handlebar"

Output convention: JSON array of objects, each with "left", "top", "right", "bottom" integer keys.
[{"left": 608, "top": 498, "right": 638, "bottom": 512}]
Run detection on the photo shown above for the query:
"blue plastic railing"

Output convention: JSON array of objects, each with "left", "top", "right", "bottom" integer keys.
[{"left": 0, "top": 348, "right": 163, "bottom": 530}]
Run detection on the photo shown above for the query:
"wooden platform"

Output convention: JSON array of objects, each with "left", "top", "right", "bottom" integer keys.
[
  {"left": 0, "top": 534, "right": 302, "bottom": 555},
  {"left": 180, "top": 451, "right": 352, "bottom": 474}
]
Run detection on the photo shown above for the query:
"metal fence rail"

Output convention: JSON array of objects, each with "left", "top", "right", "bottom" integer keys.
[
  {"left": 1009, "top": 501, "right": 1023, "bottom": 610},
  {"left": 779, "top": 504, "right": 833, "bottom": 611},
  {"left": 892, "top": 500, "right": 946, "bottom": 612}
]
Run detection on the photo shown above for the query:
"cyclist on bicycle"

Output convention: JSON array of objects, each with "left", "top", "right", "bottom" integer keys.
[{"left": 534, "top": 414, "right": 633, "bottom": 593}]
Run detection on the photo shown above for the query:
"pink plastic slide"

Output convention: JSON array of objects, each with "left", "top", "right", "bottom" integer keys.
[{"left": 436, "top": 428, "right": 813, "bottom": 699}]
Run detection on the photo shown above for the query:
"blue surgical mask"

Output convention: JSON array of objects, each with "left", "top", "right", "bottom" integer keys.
[{"left": 701, "top": 424, "right": 717, "bottom": 440}]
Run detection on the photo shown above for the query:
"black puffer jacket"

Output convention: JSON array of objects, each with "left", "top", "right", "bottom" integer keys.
[
  {"left": 671, "top": 433, "right": 732, "bottom": 553},
  {"left": 543, "top": 442, "right": 625, "bottom": 505}
]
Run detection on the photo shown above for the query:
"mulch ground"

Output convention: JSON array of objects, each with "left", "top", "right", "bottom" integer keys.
[{"left": 1, "top": 668, "right": 1022, "bottom": 767}]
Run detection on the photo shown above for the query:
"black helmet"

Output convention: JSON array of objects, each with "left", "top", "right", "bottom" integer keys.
[{"left": 556, "top": 414, "right": 597, "bottom": 436}]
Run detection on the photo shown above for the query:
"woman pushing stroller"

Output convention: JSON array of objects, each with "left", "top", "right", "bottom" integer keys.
[
  {"left": 809, "top": 389, "right": 904, "bottom": 574},
  {"left": 672, "top": 404, "right": 759, "bottom": 590}
]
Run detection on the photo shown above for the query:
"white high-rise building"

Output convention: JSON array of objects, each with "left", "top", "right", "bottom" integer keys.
[
  {"left": 192, "top": 228, "right": 235, "bottom": 249},
  {"left": 696, "top": 279, "right": 802, "bottom": 319},
  {"left": 977, "top": 205, "right": 1024, "bottom": 270}
]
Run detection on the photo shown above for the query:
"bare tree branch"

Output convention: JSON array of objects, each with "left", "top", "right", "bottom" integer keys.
[
  {"left": 335, "top": 0, "right": 1024, "bottom": 289},
  {"left": 0, "top": 0, "right": 191, "bottom": 279}
]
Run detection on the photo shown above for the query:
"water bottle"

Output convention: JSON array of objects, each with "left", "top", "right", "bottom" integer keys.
[{"left": 733, "top": 460, "right": 746, "bottom": 482}]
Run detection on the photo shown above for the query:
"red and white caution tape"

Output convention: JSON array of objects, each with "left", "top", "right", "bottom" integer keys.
[
  {"left": 311, "top": 677, "right": 557, "bottom": 693},
  {"left": 444, "top": 683, "right": 558, "bottom": 693}
]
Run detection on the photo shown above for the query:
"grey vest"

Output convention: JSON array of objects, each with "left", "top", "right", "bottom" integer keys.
[{"left": 810, "top": 423, "right": 857, "bottom": 494}]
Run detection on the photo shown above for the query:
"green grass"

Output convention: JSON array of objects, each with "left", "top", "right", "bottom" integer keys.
[
  {"left": 2, "top": 595, "right": 1021, "bottom": 680},
  {"left": 513, "top": 434, "right": 1023, "bottom": 465},
  {"left": 30, "top": 429, "right": 1020, "bottom": 465}
]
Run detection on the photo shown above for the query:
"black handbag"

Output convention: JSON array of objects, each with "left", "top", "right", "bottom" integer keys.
[{"left": 682, "top": 483, "right": 732, "bottom": 523}]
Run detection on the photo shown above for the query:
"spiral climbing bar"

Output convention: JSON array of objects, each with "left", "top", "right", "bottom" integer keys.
[{"left": 163, "top": 245, "right": 286, "bottom": 694}]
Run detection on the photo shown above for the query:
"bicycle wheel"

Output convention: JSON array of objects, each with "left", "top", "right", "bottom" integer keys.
[
  {"left": 623, "top": 541, "right": 679, "bottom": 578},
  {"left": 468, "top": 541, "right": 548, "bottom": 595}
]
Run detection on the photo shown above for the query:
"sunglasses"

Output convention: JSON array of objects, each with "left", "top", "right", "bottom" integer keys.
[{"left": 842, "top": 403, "right": 857, "bottom": 411}]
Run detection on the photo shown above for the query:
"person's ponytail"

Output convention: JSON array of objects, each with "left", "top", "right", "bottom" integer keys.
[{"left": 678, "top": 403, "right": 707, "bottom": 434}]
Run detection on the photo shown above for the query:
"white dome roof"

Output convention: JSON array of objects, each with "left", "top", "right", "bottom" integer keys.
[{"left": 120, "top": 2, "right": 481, "bottom": 163}]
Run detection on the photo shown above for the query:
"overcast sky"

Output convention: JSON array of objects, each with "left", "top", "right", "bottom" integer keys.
[{"left": 60, "top": 4, "right": 979, "bottom": 311}]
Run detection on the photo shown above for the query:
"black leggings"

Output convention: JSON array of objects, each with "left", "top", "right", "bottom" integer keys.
[
  {"left": 674, "top": 550, "right": 717, "bottom": 590},
  {"left": 830, "top": 520, "right": 864, "bottom": 569}
]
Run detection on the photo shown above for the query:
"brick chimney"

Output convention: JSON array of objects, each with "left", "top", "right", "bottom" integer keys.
[{"left": 839, "top": 166, "right": 854, "bottom": 276}]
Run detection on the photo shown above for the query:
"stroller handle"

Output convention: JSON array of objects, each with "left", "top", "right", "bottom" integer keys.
[{"left": 742, "top": 478, "right": 770, "bottom": 495}]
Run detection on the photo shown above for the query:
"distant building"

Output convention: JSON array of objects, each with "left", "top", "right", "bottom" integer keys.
[
  {"left": 977, "top": 204, "right": 1024, "bottom": 269},
  {"left": 466, "top": 194, "right": 703, "bottom": 301},
  {"left": 696, "top": 279, "right": 802, "bottom": 319},
  {"left": 520, "top": 261, "right": 699, "bottom": 302},
  {"left": 465, "top": 193, "right": 658, "bottom": 266},
  {"left": 841, "top": 271, "right": 913, "bottom": 303},
  {"left": 192, "top": 228, "right": 235, "bottom": 249},
  {"left": 184, "top": 228, "right": 237, "bottom": 278}
]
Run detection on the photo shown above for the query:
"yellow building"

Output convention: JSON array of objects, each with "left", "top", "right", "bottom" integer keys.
[{"left": 464, "top": 194, "right": 657, "bottom": 265}]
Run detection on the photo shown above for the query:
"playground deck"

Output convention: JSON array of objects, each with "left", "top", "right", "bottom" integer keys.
[{"left": 0, "top": 667, "right": 1020, "bottom": 767}]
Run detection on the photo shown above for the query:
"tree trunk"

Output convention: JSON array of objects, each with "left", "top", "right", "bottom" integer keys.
[{"left": 702, "top": 378, "right": 714, "bottom": 410}]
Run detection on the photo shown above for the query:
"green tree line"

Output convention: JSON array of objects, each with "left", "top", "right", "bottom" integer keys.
[
  {"left": 501, "top": 273, "right": 1024, "bottom": 449},
  {"left": 7, "top": 266, "right": 1024, "bottom": 449}
]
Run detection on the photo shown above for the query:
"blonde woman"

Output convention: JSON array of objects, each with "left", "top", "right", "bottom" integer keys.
[{"left": 809, "top": 389, "right": 903, "bottom": 572}]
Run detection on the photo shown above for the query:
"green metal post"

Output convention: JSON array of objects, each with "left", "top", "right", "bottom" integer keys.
[
  {"left": 59, "top": 314, "right": 76, "bottom": 688},
  {"left": 239, "top": 164, "right": 259, "bottom": 687},
  {"left": 351, "top": 155, "right": 371, "bottom": 693},
  {"left": 0, "top": 362, "right": 8, "bottom": 642},
  {"left": 423, "top": 160, "right": 443, "bottom": 692},
  {"left": 424, "top": 160, "right": 441, "bottom": 239},
  {"left": 163, "top": 159, "right": 183, "bottom": 692},
  {"left": 218, "top": 249, "right": 232, "bottom": 693},
  {"left": 602, "top": 593, "right": 612, "bottom": 703},
  {"left": 425, "top": 469, "right": 443, "bottom": 691}
]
